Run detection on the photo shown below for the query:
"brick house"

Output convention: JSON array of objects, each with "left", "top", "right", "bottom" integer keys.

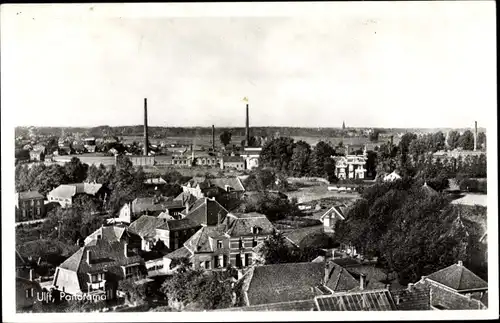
[
  {"left": 182, "top": 177, "right": 245, "bottom": 199},
  {"left": 171, "top": 212, "right": 275, "bottom": 270},
  {"left": 84, "top": 225, "right": 142, "bottom": 251},
  {"left": 52, "top": 240, "right": 147, "bottom": 300},
  {"left": 15, "top": 191, "right": 46, "bottom": 222}
]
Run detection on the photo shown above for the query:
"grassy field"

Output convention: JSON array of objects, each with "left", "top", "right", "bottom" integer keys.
[{"left": 286, "top": 184, "right": 360, "bottom": 204}]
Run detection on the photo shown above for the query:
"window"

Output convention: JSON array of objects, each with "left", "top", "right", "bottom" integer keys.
[
  {"left": 124, "top": 265, "right": 139, "bottom": 278},
  {"left": 97, "top": 235, "right": 102, "bottom": 240},
  {"left": 252, "top": 238, "right": 257, "bottom": 247},
  {"left": 91, "top": 272, "right": 105, "bottom": 283},
  {"left": 238, "top": 238, "right": 243, "bottom": 249},
  {"left": 36, "top": 207, "right": 41, "bottom": 215},
  {"left": 217, "top": 240, "right": 223, "bottom": 249},
  {"left": 244, "top": 254, "right": 251, "bottom": 267},
  {"left": 205, "top": 261, "right": 211, "bottom": 269}
]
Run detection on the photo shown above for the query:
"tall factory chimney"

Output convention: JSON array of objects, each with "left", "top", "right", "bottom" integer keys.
[
  {"left": 245, "top": 103, "right": 250, "bottom": 147},
  {"left": 144, "top": 98, "right": 149, "bottom": 156},
  {"left": 474, "top": 121, "right": 478, "bottom": 151},
  {"left": 212, "top": 125, "right": 215, "bottom": 152}
]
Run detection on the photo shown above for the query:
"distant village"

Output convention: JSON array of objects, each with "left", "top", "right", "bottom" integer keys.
[{"left": 15, "top": 98, "right": 488, "bottom": 313}]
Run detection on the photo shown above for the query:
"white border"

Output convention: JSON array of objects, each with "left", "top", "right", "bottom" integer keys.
[{"left": 1, "top": 2, "right": 498, "bottom": 322}]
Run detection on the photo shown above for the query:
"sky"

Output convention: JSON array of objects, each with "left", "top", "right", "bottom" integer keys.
[{"left": 1, "top": 2, "right": 496, "bottom": 129}]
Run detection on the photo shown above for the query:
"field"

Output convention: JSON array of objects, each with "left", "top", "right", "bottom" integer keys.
[{"left": 52, "top": 154, "right": 116, "bottom": 166}]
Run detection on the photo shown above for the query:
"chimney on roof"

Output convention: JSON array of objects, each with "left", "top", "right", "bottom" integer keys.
[
  {"left": 386, "top": 284, "right": 391, "bottom": 291},
  {"left": 395, "top": 295, "right": 400, "bottom": 305},
  {"left": 324, "top": 260, "right": 333, "bottom": 285},
  {"left": 474, "top": 121, "right": 478, "bottom": 151},
  {"left": 86, "top": 250, "right": 91, "bottom": 265},
  {"left": 29, "top": 269, "right": 34, "bottom": 281},
  {"left": 185, "top": 201, "right": 190, "bottom": 214},
  {"left": 360, "top": 273, "right": 366, "bottom": 290},
  {"left": 124, "top": 242, "right": 128, "bottom": 257},
  {"left": 458, "top": 260, "right": 463, "bottom": 266},
  {"left": 408, "top": 283, "right": 414, "bottom": 292},
  {"left": 144, "top": 98, "right": 149, "bottom": 156}
]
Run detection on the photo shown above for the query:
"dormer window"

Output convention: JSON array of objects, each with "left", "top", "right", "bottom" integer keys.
[
  {"left": 251, "top": 226, "right": 261, "bottom": 235},
  {"left": 217, "top": 240, "right": 223, "bottom": 249}
]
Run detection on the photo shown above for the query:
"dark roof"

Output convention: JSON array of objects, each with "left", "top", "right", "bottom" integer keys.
[
  {"left": 284, "top": 225, "right": 330, "bottom": 249},
  {"left": 332, "top": 258, "right": 363, "bottom": 268},
  {"left": 315, "top": 289, "right": 397, "bottom": 311},
  {"left": 425, "top": 261, "right": 488, "bottom": 292},
  {"left": 185, "top": 198, "right": 229, "bottom": 226},
  {"left": 207, "top": 177, "right": 245, "bottom": 192},
  {"left": 17, "top": 191, "right": 44, "bottom": 200},
  {"left": 132, "top": 197, "right": 175, "bottom": 214},
  {"left": 165, "top": 246, "right": 192, "bottom": 260},
  {"left": 216, "top": 299, "right": 316, "bottom": 311},
  {"left": 157, "top": 217, "right": 200, "bottom": 231},
  {"left": 184, "top": 225, "right": 228, "bottom": 254},
  {"left": 128, "top": 215, "right": 165, "bottom": 239},
  {"left": 85, "top": 226, "right": 128, "bottom": 245},
  {"left": 324, "top": 262, "right": 360, "bottom": 292},
  {"left": 174, "top": 192, "right": 198, "bottom": 206},
  {"left": 390, "top": 287, "right": 430, "bottom": 310},
  {"left": 243, "top": 262, "right": 325, "bottom": 306},
  {"left": 225, "top": 212, "right": 275, "bottom": 237}
]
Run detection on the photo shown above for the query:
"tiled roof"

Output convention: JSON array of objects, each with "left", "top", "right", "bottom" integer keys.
[
  {"left": 315, "top": 289, "right": 397, "bottom": 311},
  {"left": 185, "top": 198, "right": 229, "bottom": 226},
  {"left": 49, "top": 183, "right": 103, "bottom": 199},
  {"left": 216, "top": 299, "right": 316, "bottom": 311},
  {"left": 165, "top": 246, "right": 192, "bottom": 260},
  {"left": 320, "top": 205, "right": 346, "bottom": 221},
  {"left": 131, "top": 197, "right": 175, "bottom": 214},
  {"left": 284, "top": 225, "right": 330, "bottom": 249},
  {"left": 450, "top": 194, "right": 487, "bottom": 207},
  {"left": 184, "top": 225, "right": 227, "bottom": 254},
  {"left": 157, "top": 218, "right": 200, "bottom": 231},
  {"left": 421, "top": 182, "right": 438, "bottom": 196},
  {"left": 58, "top": 240, "right": 144, "bottom": 292},
  {"left": 225, "top": 212, "right": 275, "bottom": 237},
  {"left": 174, "top": 192, "right": 198, "bottom": 206},
  {"left": 128, "top": 215, "right": 165, "bottom": 239},
  {"left": 17, "top": 191, "right": 44, "bottom": 200},
  {"left": 324, "top": 262, "right": 360, "bottom": 292},
  {"left": 243, "top": 262, "right": 325, "bottom": 306},
  {"left": 85, "top": 226, "right": 127, "bottom": 245},
  {"left": 390, "top": 287, "right": 430, "bottom": 310},
  {"left": 207, "top": 177, "right": 245, "bottom": 192},
  {"left": 425, "top": 261, "right": 488, "bottom": 292}
]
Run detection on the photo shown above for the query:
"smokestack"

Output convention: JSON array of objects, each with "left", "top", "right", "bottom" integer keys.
[
  {"left": 86, "top": 250, "right": 91, "bottom": 265},
  {"left": 124, "top": 242, "right": 128, "bottom": 257},
  {"left": 474, "top": 121, "right": 477, "bottom": 151},
  {"left": 29, "top": 269, "right": 34, "bottom": 281},
  {"left": 212, "top": 125, "right": 215, "bottom": 152},
  {"left": 245, "top": 103, "right": 250, "bottom": 147},
  {"left": 144, "top": 98, "right": 149, "bottom": 156}
]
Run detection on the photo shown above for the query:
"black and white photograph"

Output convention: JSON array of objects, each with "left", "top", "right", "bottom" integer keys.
[{"left": 1, "top": 2, "right": 497, "bottom": 321}]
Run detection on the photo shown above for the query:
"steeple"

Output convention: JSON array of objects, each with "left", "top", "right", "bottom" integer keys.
[{"left": 342, "top": 121, "right": 346, "bottom": 130}]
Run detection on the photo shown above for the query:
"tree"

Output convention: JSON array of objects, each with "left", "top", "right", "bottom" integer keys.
[
  {"left": 64, "top": 157, "right": 88, "bottom": 183},
  {"left": 289, "top": 141, "right": 311, "bottom": 176},
  {"left": 260, "top": 137, "right": 296, "bottom": 172},
  {"left": 369, "top": 129, "right": 381, "bottom": 142},
  {"left": 219, "top": 131, "right": 232, "bottom": 148},
  {"left": 458, "top": 130, "right": 475, "bottom": 150},
  {"left": 118, "top": 279, "right": 148, "bottom": 306},
  {"left": 477, "top": 132, "right": 486, "bottom": 149},
  {"left": 256, "top": 231, "right": 296, "bottom": 264},
  {"left": 447, "top": 130, "right": 461, "bottom": 149},
  {"left": 308, "top": 141, "right": 336, "bottom": 181}
]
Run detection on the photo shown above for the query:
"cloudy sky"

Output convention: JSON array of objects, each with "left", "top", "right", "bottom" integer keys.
[{"left": 1, "top": 2, "right": 496, "bottom": 129}]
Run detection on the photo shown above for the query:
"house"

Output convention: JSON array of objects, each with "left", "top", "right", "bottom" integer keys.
[
  {"left": 216, "top": 299, "right": 317, "bottom": 311},
  {"left": 194, "top": 153, "right": 219, "bottom": 167},
  {"left": 47, "top": 183, "right": 104, "bottom": 208},
  {"left": 172, "top": 212, "right": 275, "bottom": 270},
  {"left": 390, "top": 284, "right": 431, "bottom": 310},
  {"left": 182, "top": 176, "right": 245, "bottom": 199},
  {"left": 383, "top": 171, "right": 402, "bottom": 182},
  {"left": 171, "top": 154, "right": 192, "bottom": 167},
  {"left": 180, "top": 197, "right": 229, "bottom": 226},
  {"left": 414, "top": 260, "right": 488, "bottom": 310},
  {"left": 220, "top": 156, "right": 245, "bottom": 171},
  {"left": 15, "top": 191, "right": 46, "bottom": 222},
  {"left": 128, "top": 215, "right": 168, "bottom": 252},
  {"left": 173, "top": 191, "right": 198, "bottom": 209},
  {"left": 120, "top": 196, "right": 179, "bottom": 220},
  {"left": 144, "top": 177, "right": 167, "bottom": 185},
  {"left": 52, "top": 240, "right": 147, "bottom": 300},
  {"left": 83, "top": 137, "right": 96, "bottom": 153},
  {"left": 283, "top": 225, "right": 334, "bottom": 250},
  {"left": 332, "top": 155, "right": 368, "bottom": 180},
  {"left": 84, "top": 225, "right": 142, "bottom": 251},
  {"left": 240, "top": 147, "right": 262, "bottom": 170},
  {"left": 320, "top": 204, "right": 348, "bottom": 233},
  {"left": 155, "top": 217, "right": 201, "bottom": 251},
  {"left": 29, "top": 149, "right": 45, "bottom": 162}
]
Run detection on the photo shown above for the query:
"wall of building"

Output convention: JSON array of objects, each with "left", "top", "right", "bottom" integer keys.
[{"left": 129, "top": 156, "right": 155, "bottom": 166}]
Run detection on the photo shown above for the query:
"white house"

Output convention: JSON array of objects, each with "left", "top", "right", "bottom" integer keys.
[
  {"left": 240, "top": 147, "right": 262, "bottom": 170},
  {"left": 383, "top": 171, "right": 402, "bottom": 182},
  {"left": 320, "top": 204, "right": 347, "bottom": 232}
]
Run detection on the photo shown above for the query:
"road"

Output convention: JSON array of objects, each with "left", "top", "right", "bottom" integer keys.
[{"left": 15, "top": 218, "right": 47, "bottom": 227}]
